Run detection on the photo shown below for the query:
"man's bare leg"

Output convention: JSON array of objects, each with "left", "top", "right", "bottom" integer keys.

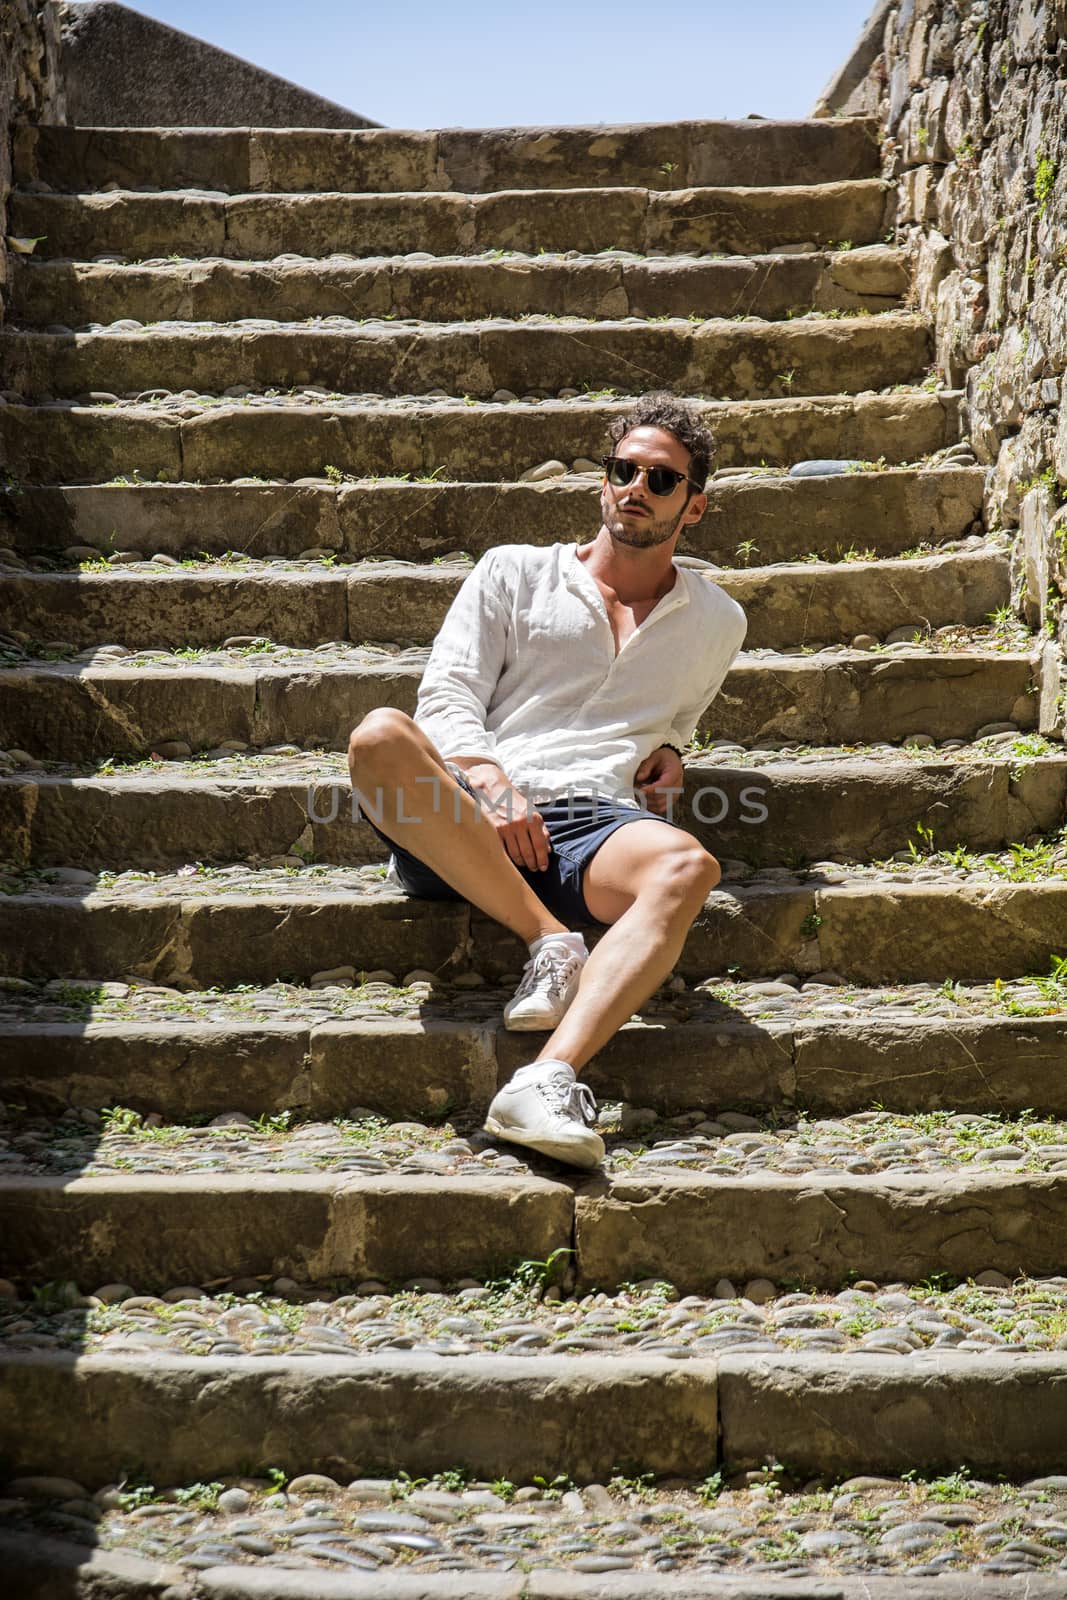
[
  {"left": 535, "top": 821, "right": 720, "bottom": 1071},
  {"left": 347, "top": 708, "right": 568, "bottom": 946}
]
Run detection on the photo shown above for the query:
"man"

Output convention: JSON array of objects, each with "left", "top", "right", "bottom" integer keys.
[{"left": 347, "top": 391, "right": 747, "bottom": 1169}]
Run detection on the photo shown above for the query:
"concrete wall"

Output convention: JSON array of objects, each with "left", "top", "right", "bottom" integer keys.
[{"left": 819, "top": 0, "right": 1067, "bottom": 691}]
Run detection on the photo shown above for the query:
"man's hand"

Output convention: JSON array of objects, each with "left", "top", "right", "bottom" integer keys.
[
  {"left": 635, "top": 746, "right": 685, "bottom": 817},
  {"left": 456, "top": 760, "right": 552, "bottom": 872}
]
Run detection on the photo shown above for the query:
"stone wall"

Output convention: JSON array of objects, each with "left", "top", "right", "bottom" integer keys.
[
  {"left": 0, "top": 0, "right": 61, "bottom": 323},
  {"left": 818, "top": 0, "right": 1067, "bottom": 702},
  {"left": 54, "top": 1, "right": 376, "bottom": 129}
]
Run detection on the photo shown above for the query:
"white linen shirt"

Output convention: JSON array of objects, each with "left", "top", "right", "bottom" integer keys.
[{"left": 415, "top": 542, "right": 747, "bottom": 804}]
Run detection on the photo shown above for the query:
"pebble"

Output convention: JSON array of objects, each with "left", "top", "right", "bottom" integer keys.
[{"left": 788, "top": 459, "right": 865, "bottom": 477}]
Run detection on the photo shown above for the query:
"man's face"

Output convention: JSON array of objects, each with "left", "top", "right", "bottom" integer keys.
[{"left": 599, "top": 424, "right": 706, "bottom": 549}]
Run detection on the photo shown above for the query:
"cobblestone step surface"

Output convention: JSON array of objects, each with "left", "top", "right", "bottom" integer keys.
[
  {"left": 0, "top": 391, "right": 958, "bottom": 484},
  {"left": 1, "top": 740, "right": 1062, "bottom": 870},
  {"left": 3, "top": 973, "right": 1067, "bottom": 1119},
  {"left": 10, "top": 180, "right": 892, "bottom": 262},
  {"left": 2, "top": 315, "right": 932, "bottom": 404},
  {"left": 9, "top": 246, "right": 909, "bottom": 327},
  {"left": 8, "top": 1274, "right": 1067, "bottom": 1362},
  {"left": 0, "top": 468, "right": 987, "bottom": 563},
  {"left": 4, "top": 1531, "right": 1067, "bottom": 1600},
  {"left": 1, "top": 858, "right": 1064, "bottom": 987},
  {"left": 15, "top": 117, "right": 882, "bottom": 193},
  {"left": 0, "top": 647, "right": 1041, "bottom": 760}
]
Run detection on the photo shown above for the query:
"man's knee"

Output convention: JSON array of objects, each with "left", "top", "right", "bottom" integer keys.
[
  {"left": 653, "top": 838, "right": 721, "bottom": 901},
  {"left": 347, "top": 708, "right": 418, "bottom": 776}
]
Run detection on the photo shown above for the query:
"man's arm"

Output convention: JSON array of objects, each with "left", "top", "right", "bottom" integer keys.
[
  {"left": 447, "top": 755, "right": 552, "bottom": 872},
  {"left": 417, "top": 553, "right": 552, "bottom": 871},
  {"left": 637, "top": 599, "right": 748, "bottom": 813}
]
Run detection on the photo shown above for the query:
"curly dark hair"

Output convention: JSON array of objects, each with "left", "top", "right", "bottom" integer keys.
[{"left": 607, "top": 391, "right": 715, "bottom": 489}]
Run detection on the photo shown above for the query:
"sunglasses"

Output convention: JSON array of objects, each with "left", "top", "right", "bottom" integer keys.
[{"left": 602, "top": 455, "right": 700, "bottom": 497}]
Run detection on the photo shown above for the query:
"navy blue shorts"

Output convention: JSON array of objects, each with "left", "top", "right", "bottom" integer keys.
[{"left": 365, "top": 765, "right": 678, "bottom": 926}]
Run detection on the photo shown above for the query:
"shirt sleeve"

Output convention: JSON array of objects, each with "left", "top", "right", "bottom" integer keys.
[
  {"left": 664, "top": 594, "right": 747, "bottom": 750},
  {"left": 415, "top": 549, "right": 514, "bottom": 763}
]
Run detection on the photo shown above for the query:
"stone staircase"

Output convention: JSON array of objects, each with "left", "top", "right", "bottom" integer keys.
[{"left": 1, "top": 116, "right": 1067, "bottom": 1596}]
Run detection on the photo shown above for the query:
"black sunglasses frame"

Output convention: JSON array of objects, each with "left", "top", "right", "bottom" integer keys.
[{"left": 601, "top": 455, "right": 702, "bottom": 497}]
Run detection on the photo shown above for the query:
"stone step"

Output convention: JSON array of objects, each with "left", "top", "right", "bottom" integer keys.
[
  {"left": 0, "top": 1351, "right": 716, "bottom": 1489},
  {"left": 3, "top": 314, "right": 932, "bottom": 405},
  {"left": 0, "top": 391, "right": 959, "bottom": 485},
  {"left": 0, "top": 866, "right": 1062, "bottom": 987},
  {"left": 9, "top": 246, "right": 910, "bottom": 327},
  {"left": 0, "top": 647, "right": 1038, "bottom": 761},
  {"left": 15, "top": 117, "right": 881, "bottom": 193},
  {"left": 0, "top": 1346, "right": 1043, "bottom": 1497},
  {"left": 1, "top": 468, "right": 987, "bottom": 564},
  {"left": 0, "top": 544, "right": 1009, "bottom": 653},
  {"left": 2, "top": 741, "right": 1059, "bottom": 872},
  {"left": 9, "top": 179, "right": 892, "bottom": 262},
  {"left": 3, "top": 1162, "right": 1067, "bottom": 1290},
  {"left": 4, "top": 984, "right": 1066, "bottom": 1120}
]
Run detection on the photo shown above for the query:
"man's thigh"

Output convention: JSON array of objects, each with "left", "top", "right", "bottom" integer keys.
[{"left": 581, "top": 819, "right": 704, "bottom": 925}]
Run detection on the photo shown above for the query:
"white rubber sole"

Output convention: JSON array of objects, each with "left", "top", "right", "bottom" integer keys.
[
  {"left": 502, "top": 1007, "right": 565, "bottom": 1032},
  {"left": 483, "top": 1116, "right": 604, "bottom": 1169}
]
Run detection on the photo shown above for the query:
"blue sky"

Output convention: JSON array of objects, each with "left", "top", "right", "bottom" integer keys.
[{"left": 102, "top": 0, "right": 875, "bottom": 129}]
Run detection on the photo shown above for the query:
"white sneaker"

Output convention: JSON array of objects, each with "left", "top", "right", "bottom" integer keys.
[
  {"left": 503, "top": 937, "right": 586, "bottom": 1031},
  {"left": 484, "top": 1059, "right": 604, "bottom": 1169}
]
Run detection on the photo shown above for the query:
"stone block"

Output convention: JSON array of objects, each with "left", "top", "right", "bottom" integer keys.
[
  {"left": 309, "top": 1018, "right": 499, "bottom": 1119},
  {"left": 816, "top": 881, "right": 1067, "bottom": 984},
  {"left": 0, "top": 1352, "right": 717, "bottom": 1488},
  {"left": 0, "top": 1172, "right": 573, "bottom": 1285},
  {"left": 576, "top": 1170, "right": 1067, "bottom": 1292},
  {"left": 718, "top": 1354, "right": 1067, "bottom": 1476},
  {"left": 1016, "top": 484, "right": 1059, "bottom": 625},
  {"left": 0, "top": 1021, "right": 313, "bottom": 1118},
  {"left": 794, "top": 1015, "right": 1067, "bottom": 1114}
]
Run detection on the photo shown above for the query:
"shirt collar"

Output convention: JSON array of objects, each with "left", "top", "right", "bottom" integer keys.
[{"left": 565, "top": 543, "right": 691, "bottom": 619}]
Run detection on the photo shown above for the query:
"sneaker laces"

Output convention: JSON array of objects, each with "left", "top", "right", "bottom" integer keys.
[
  {"left": 537, "top": 1067, "right": 598, "bottom": 1129},
  {"left": 513, "top": 944, "right": 582, "bottom": 1003}
]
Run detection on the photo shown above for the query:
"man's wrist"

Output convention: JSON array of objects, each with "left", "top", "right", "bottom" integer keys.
[
  {"left": 659, "top": 742, "right": 685, "bottom": 763},
  {"left": 454, "top": 758, "right": 509, "bottom": 793}
]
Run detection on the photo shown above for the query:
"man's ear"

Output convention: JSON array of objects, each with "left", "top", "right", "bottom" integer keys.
[{"left": 684, "top": 491, "right": 707, "bottom": 524}]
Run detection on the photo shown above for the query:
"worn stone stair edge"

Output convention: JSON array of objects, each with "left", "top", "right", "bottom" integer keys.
[
  {"left": 4, "top": 1352, "right": 1067, "bottom": 1484},
  {"left": 0, "top": 318, "right": 933, "bottom": 406},
  {"left": 6, "top": 1170, "right": 1067, "bottom": 1289},
  {"left": 0, "top": 544, "right": 1011, "bottom": 655},
  {"left": 13, "top": 114, "right": 882, "bottom": 193},
  {"left": 8, "top": 180, "right": 894, "bottom": 264},
  {"left": 0, "top": 745, "right": 1061, "bottom": 874},
  {"left": 8, "top": 248, "right": 910, "bottom": 326},
  {"left": 5, "top": 1009, "right": 1066, "bottom": 1119},
  {"left": 0, "top": 391, "right": 961, "bottom": 487},
  {"left": 0, "top": 1529, "right": 1062, "bottom": 1600},
  {"left": 1, "top": 876, "right": 1065, "bottom": 987},
  {"left": 0, "top": 469, "right": 989, "bottom": 564},
  {"left": 0, "top": 648, "right": 1043, "bottom": 765}
]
